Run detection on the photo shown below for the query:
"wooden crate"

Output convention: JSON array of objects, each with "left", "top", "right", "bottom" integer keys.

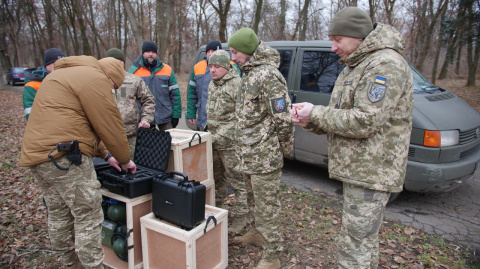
[
  {"left": 101, "top": 189, "right": 152, "bottom": 269},
  {"left": 203, "top": 179, "right": 215, "bottom": 207},
  {"left": 166, "top": 129, "right": 215, "bottom": 206},
  {"left": 140, "top": 205, "right": 228, "bottom": 269}
]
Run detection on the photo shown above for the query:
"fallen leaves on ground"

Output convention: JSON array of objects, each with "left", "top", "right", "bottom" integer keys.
[{"left": 1, "top": 85, "right": 479, "bottom": 268}]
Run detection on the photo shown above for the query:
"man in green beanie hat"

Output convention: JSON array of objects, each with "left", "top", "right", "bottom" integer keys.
[
  {"left": 228, "top": 27, "right": 294, "bottom": 269},
  {"left": 204, "top": 50, "right": 243, "bottom": 216},
  {"left": 105, "top": 48, "right": 155, "bottom": 159},
  {"left": 291, "top": 7, "right": 413, "bottom": 269}
]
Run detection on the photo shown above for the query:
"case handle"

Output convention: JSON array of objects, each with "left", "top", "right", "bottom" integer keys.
[
  {"left": 204, "top": 215, "right": 217, "bottom": 234},
  {"left": 102, "top": 180, "right": 124, "bottom": 194},
  {"left": 189, "top": 133, "right": 202, "bottom": 147},
  {"left": 169, "top": 171, "right": 189, "bottom": 185}
]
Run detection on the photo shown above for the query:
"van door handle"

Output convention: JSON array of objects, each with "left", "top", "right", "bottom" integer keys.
[{"left": 291, "top": 93, "right": 297, "bottom": 104}]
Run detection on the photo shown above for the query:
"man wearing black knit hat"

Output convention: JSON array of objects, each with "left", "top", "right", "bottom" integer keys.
[
  {"left": 186, "top": 40, "right": 240, "bottom": 131},
  {"left": 23, "top": 48, "right": 66, "bottom": 121},
  {"left": 128, "top": 41, "right": 181, "bottom": 130}
]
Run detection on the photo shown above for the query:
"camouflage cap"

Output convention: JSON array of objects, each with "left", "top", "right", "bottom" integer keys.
[
  {"left": 328, "top": 7, "right": 373, "bottom": 38},
  {"left": 208, "top": 50, "right": 231, "bottom": 70}
]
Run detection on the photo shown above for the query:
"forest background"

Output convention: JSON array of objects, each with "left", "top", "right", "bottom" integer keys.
[{"left": 0, "top": 0, "right": 479, "bottom": 87}]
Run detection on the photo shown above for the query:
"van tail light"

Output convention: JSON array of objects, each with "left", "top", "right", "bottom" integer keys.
[{"left": 424, "top": 130, "right": 459, "bottom": 147}]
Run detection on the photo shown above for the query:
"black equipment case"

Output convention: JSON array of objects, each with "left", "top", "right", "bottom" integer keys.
[
  {"left": 95, "top": 128, "right": 172, "bottom": 198},
  {"left": 152, "top": 171, "right": 206, "bottom": 230}
]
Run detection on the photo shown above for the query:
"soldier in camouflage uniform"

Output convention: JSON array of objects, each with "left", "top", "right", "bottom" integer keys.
[
  {"left": 106, "top": 48, "right": 155, "bottom": 159},
  {"left": 228, "top": 28, "right": 294, "bottom": 269},
  {"left": 291, "top": 7, "right": 413, "bottom": 269},
  {"left": 205, "top": 50, "right": 242, "bottom": 212},
  {"left": 19, "top": 56, "right": 136, "bottom": 269}
]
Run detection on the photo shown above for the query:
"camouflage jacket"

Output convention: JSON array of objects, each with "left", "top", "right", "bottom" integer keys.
[
  {"left": 115, "top": 72, "right": 155, "bottom": 137},
  {"left": 305, "top": 23, "right": 414, "bottom": 192},
  {"left": 235, "top": 41, "right": 294, "bottom": 174},
  {"left": 206, "top": 66, "right": 240, "bottom": 150}
]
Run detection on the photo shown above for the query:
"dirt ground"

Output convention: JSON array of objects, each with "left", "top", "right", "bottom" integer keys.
[{"left": 1, "top": 78, "right": 479, "bottom": 268}]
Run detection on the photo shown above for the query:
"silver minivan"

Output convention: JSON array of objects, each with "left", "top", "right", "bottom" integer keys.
[{"left": 190, "top": 41, "right": 480, "bottom": 196}]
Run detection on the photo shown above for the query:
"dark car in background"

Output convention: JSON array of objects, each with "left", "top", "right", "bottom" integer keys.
[
  {"left": 6, "top": 67, "right": 28, "bottom": 85},
  {"left": 190, "top": 41, "right": 480, "bottom": 200}
]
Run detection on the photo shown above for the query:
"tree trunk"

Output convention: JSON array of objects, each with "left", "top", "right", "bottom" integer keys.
[
  {"left": 455, "top": 43, "right": 462, "bottom": 75},
  {"left": 42, "top": 0, "right": 55, "bottom": 47},
  {"left": 252, "top": 0, "right": 263, "bottom": 34},
  {"left": 299, "top": 0, "right": 310, "bottom": 41},
  {"left": 383, "top": 0, "right": 396, "bottom": 26},
  {"left": 208, "top": 0, "right": 232, "bottom": 43},
  {"left": 124, "top": 0, "right": 143, "bottom": 52},
  {"left": 71, "top": 0, "right": 92, "bottom": 55},
  {"left": 368, "top": 0, "right": 379, "bottom": 23},
  {"left": 438, "top": 25, "right": 460, "bottom": 80},
  {"left": 279, "top": 0, "right": 286, "bottom": 40},
  {"left": 431, "top": 3, "right": 448, "bottom": 84},
  {"left": 465, "top": 0, "right": 479, "bottom": 86},
  {"left": 414, "top": 0, "right": 448, "bottom": 73}
]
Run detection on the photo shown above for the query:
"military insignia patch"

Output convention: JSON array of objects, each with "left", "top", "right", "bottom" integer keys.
[
  {"left": 368, "top": 83, "right": 387, "bottom": 103},
  {"left": 271, "top": 97, "right": 286, "bottom": 113}
]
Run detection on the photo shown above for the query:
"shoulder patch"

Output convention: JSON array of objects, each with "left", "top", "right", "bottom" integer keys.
[
  {"left": 271, "top": 97, "right": 286, "bottom": 114},
  {"left": 367, "top": 83, "right": 387, "bottom": 103}
]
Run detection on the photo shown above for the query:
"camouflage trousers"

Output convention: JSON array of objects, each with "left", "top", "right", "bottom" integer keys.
[
  {"left": 212, "top": 149, "right": 246, "bottom": 215},
  {"left": 244, "top": 169, "right": 283, "bottom": 261},
  {"left": 127, "top": 135, "right": 136, "bottom": 160},
  {"left": 31, "top": 154, "right": 104, "bottom": 269},
  {"left": 337, "top": 183, "right": 390, "bottom": 269}
]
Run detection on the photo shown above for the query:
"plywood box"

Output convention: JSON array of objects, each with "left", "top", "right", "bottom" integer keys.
[
  {"left": 101, "top": 189, "right": 152, "bottom": 269},
  {"left": 203, "top": 179, "right": 215, "bottom": 207},
  {"left": 140, "top": 205, "right": 228, "bottom": 269},
  {"left": 166, "top": 129, "right": 215, "bottom": 206}
]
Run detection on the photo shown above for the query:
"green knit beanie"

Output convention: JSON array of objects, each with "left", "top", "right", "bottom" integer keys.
[
  {"left": 228, "top": 28, "right": 259, "bottom": 55},
  {"left": 208, "top": 50, "right": 231, "bottom": 70},
  {"left": 328, "top": 7, "right": 373, "bottom": 39},
  {"left": 106, "top": 48, "right": 126, "bottom": 62}
]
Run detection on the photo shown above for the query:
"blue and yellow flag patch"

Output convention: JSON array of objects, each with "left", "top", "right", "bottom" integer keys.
[{"left": 375, "top": 76, "right": 387, "bottom": 85}]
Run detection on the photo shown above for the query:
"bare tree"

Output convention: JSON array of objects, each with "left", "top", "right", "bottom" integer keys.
[
  {"left": 383, "top": 0, "right": 396, "bottom": 25},
  {"left": 252, "top": 0, "right": 263, "bottom": 33},
  {"left": 465, "top": 0, "right": 480, "bottom": 86},
  {"left": 438, "top": 7, "right": 463, "bottom": 80},
  {"left": 431, "top": 0, "right": 450, "bottom": 84},
  {"left": 208, "top": 0, "right": 232, "bottom": 42},
  {"left": 368, "top": 0, "right": 381, "bottom": 23},
  {"left": 87, "top": 0, "right": 106, "bottom": 58},
  {"left": 3, "top": 0, "right": 25, "bottom": 66},
  {"left": 279, "top": 0, "right": 286, "bottom": 39},
  {"left": 411, "top": 0, "right": 449, "bottom": 73},
  {"left": 124, "top": 0, "right": 143, "bottom": 52},
  {"left": 292, "top": 0, "right": 311, "bottom": 41}
]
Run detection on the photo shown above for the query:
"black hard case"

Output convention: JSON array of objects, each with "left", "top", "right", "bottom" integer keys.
[
  {"left": 96, "top": 128, "right": 172, "bottom": 198},
  {"left": 152, "top": 171, "right": 206, "bottom": 230}
]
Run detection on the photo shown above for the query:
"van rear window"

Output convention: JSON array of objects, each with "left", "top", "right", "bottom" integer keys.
[{"left": 300, "top": 51, "right": 343, "bottom": 93}]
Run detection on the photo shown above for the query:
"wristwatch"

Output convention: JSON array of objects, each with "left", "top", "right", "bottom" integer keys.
[{"left": 104, "top": 153, "right": 112, "bottom": 162}]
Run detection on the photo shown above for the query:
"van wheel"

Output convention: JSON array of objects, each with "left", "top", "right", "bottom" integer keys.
[{"left": 387, "top": 192, "right": 401, "bottom": 204}]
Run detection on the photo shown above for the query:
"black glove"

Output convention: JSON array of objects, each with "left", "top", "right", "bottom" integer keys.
[{"left": 171, "top": 118, "right": 179, "bottom": 128}]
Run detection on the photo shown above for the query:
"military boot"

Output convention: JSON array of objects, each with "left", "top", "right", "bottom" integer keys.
[
  {"left": 231, "top": 231, "right": 264, "bottom": 247},
  {"left": 67, "top": 259, "right": 84, "bottom": 269},
  {"left": 254, "top": 258, "right": 281, "bottom": 269},
  {"left": 228, "top": 216, "right": 247, "bottom": 233}
]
